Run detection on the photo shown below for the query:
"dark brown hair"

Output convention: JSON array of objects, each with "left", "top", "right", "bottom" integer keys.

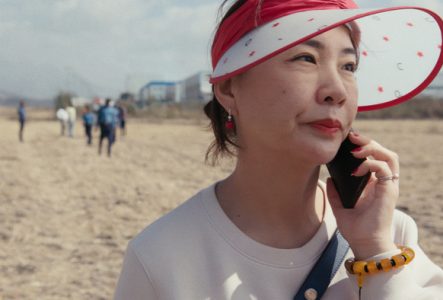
[
  {"left": 204, "top": 0, "right": 250, "bottom": 165},
  {"left": 204, "top": 1, "right": 360, "bottom": 164}
]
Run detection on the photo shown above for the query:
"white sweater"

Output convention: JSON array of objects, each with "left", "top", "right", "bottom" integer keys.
[{"left": 114, "top": 183, "right": 443, "bottom": 299}]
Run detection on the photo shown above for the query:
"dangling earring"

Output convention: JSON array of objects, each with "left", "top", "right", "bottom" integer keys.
[{"left": 225, "top": 109, "right": 234, "bottom": 130}]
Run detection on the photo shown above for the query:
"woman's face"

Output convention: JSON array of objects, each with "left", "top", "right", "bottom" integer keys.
[{"left": 230, "top": 26, "right": 359, "bottom": 164}]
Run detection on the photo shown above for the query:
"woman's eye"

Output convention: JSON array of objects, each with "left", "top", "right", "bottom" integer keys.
[
  {"left": 291, "top": 54, "right": 316, "bottom": 64},
  {"left": 343, "top": 63, "right": 357, "bottom": 72}
]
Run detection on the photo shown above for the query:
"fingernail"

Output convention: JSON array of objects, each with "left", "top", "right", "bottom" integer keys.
[
  {"left": 351, "top": 167, "right": 359, "bottom": 176},
  {"left": 351, "top": 147, "right": 362, "bottom": 153}
]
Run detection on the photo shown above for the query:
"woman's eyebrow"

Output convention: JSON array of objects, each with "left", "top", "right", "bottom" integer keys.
[{"left": 301, "top": 39, "right": 357, "bottom": 56}]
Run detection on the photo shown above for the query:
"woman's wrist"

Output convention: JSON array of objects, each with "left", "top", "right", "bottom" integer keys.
[{"left": 350, "top": 240, "right": 398, "bottom": 260}]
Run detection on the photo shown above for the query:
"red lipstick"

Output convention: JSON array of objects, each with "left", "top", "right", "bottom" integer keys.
[{"left": 308, "top": 119, "right": 342, "bottom": 135}]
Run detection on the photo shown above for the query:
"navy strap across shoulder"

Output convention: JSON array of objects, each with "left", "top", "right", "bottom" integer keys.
[{"left": 293, "top": 230, "right": 350, "bottom": 300}]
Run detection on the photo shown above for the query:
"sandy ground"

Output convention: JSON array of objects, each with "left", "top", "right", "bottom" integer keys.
[{"left": 0, "top": 108, "right": 442, "bottom": 299}]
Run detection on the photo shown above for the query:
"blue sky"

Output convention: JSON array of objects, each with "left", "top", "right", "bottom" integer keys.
[{"left": 0, "top": 0, "right": 442, "bottom": 100}]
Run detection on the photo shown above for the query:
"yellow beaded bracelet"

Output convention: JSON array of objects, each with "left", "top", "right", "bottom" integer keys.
[{"left": 345, "top": 246, "right": 415, "bottom": 289}]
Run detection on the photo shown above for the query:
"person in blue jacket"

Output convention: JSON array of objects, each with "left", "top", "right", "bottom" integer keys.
[
  {"left": 17, "top": 100, "right": 26, "bottom": 142},
  {"left": 82, "top": 104, "right": 95, "bottom": 145},
  {"left": 97, "top": 98, "right": 118, "bottom": 157}
]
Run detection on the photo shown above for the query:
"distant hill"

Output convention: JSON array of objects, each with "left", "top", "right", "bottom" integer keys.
[
  {"left": 0, "top": 89, "right": 20, "bottom": 106},
  {"left": 357, "top": 96, "right": 443, "bottom": 119},
  {"left": 0, "top": 90, "right": 53, "bottom": 108}
]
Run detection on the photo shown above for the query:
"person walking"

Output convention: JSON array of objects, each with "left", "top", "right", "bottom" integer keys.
[
  {"left": 66, "top": 104, "right": 77, "bottom": 138},
  {"left": 56, "top": 106, "right": 69, "bottom": 136},
  {"left": 82, "top": 104, "right": 95, "bottom": 145},
  {"left": 116, "top": 102, "right": 127, "bottom": 137},
  {"left": 17, "top": 100, "right": 26, "bottom": 142},
  {"left": 98, "top": 99, "right": 118, "bottom": 157}
]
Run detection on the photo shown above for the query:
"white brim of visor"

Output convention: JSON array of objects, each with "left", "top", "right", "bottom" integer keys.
[{"left": 210, "top": 7, "right": 443, "bottom": 111}]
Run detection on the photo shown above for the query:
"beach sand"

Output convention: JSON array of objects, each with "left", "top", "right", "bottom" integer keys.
[{"left": 0, "top": 108, "right": 442, "bottom": 299}]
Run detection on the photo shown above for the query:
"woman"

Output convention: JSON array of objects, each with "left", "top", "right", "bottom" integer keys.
[{"left": 115, "top": 1, "right": 443, "bottom": 299}]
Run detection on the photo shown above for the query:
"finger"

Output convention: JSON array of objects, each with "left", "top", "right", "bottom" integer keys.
[
  {"left": 352, "top": 159, "right": 390, "bottom": 178},
  {"left": 348, "top": 130, "right": 371, "bottom": 146},
  {"left": 351, "top": 141, "right": 400, "bottom": 176}
]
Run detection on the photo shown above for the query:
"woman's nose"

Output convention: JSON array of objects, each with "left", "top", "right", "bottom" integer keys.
[{"left": 316, "top": 69, "right": 348, "bottom": 105}]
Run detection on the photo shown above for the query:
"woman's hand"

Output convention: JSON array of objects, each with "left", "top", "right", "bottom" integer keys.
[{"left": 326, "top": 130, "right": 399, "bottom": 259}]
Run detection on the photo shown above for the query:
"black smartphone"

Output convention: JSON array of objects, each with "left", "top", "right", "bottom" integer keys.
[{"left": 326, "top": 134, "right": 371, "bottom": 208}]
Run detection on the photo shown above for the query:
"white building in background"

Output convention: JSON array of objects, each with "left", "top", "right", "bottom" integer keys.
[
  {"left": 71, "top": 96, "right": 91, "bottom": 107},
  {"left": 137, "top": 71, "right": 213, "bottom": 106},
  {"left": 138, "top": 81, "right": 176, "bottom": 107},
  {"left": 177, "top": 71, "right": 212, "bottom": 103}
]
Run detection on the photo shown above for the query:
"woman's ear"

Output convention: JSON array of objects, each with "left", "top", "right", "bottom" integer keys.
[{"left": 213, "top": 79, "right": 239, "bottom": 115}]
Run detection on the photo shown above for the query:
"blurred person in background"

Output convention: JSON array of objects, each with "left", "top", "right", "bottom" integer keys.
[
  {"left": 56, "top": 106, "right": 69, "bottom": 136},
  {"left": 97, "top": 98, "right": 118, "bottom": 157},
  {"left": 66, "top": 104, "right": 77, "bottom": 138},
  {"left": 17, "top": 100, "right": 26, "bottom": 142},
  {"left": 116, "top": 102, "right": 127, "bottom": 137},
  {"left": 82, "top": 104, "right": 95, "bottom": 145}
]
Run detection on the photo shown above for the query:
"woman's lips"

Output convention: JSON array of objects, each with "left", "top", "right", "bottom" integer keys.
[{"left": 308, "top": 119, "right": 342, "bottom": 135}]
